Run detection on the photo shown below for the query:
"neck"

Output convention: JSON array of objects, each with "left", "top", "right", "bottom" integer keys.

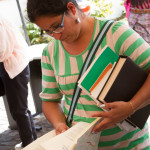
[{"left": 62, "top": 16, "right": 95, "bottom": 55}]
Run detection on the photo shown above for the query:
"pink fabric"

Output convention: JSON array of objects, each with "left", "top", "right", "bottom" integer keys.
[
  {"left": 128, "top": 12, "right": 150, "bottom": 44},
  {"left": 124, "top": 0, "right": 150, "bottom": 19},
  {"left": 124, "top": 0, "right": 131, "bottom": 19},
  {"left": 0, "top": 16, "right": 29, "bottom": 78}
]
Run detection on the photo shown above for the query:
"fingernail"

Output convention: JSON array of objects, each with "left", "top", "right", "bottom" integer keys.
[
  {"left": 100, "top": 104, "right": 105, "bottom": 108},
  {"left": 61, "top": 130, "right": 65, "bottom": 133}
]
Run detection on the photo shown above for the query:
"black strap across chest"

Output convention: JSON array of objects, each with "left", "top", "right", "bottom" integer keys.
[{"left": 66, "top": 20, "right": 114, "bottom": 125}]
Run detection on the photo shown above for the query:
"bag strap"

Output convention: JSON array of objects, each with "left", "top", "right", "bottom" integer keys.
[{"left": 66, "top": 20, "right": 114, "bottom": 125}]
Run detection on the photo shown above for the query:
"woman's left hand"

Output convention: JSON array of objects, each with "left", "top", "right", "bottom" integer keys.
[{"left": 91, "top": 101, "right": 133, "bottom": 133}]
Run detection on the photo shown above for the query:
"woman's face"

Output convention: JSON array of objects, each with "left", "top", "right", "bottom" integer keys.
[{"left": 35, "top": 12, "right": 81, "bottom": 44}]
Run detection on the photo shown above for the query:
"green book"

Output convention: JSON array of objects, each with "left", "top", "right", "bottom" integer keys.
[{"left": 79, "top": 46, "right": 118, "bottom": 96}]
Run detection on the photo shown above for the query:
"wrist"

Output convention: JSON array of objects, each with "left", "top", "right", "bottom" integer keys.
[
  {"left": 55, "top": 122, "right": 69, "bottom": 135},
  {"left": 129, "top": 101, "right": 135, "bottom": 114},
  {"left": 55, "top": 122, "right": 67, "bottom": 130}
]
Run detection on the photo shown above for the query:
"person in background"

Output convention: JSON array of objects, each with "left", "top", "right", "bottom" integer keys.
[
  {"left": 0, "top": 16, "right": 37, "bottom": 149},
  {"left": 124, "top": 0, "right": 150, "bottom": 44},
  {"left": 27, "top": 0, "right": 150, "bottom": 149}
]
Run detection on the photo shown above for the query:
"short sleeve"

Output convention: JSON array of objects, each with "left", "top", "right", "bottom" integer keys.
[
  {"left": 40, "top": 44, "right": 63, "bottom": 101},
  {"left": 111, "top": 21, "right": 150, "bottom": 71}
]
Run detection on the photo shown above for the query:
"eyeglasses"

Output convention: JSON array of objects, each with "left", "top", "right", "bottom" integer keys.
[{"left": 44, "top": 12, "right": 65, "bottom": 35}]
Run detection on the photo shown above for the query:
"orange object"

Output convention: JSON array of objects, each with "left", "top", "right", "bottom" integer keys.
[
  {"left": 89, "top": 63, "right": 113, "bottom": 93},
  {"left": 82, "top": 5, "right": 90, "bottom": 12}
]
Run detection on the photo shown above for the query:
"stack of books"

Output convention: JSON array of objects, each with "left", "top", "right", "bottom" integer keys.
[{"left": 78, "top": 46, "right": 150, "bottom": 129}]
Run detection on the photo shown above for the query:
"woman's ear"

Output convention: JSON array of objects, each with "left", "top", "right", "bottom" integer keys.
[{"left": 67, "top": 2, "right": 77, "bottom": 15}]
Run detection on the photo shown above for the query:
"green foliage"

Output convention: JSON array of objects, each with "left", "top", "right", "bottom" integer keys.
[
  {"left": 26, "top": 23, "right": 52, "bottom": 45},
  {"left": 89, "top": 0, "right": 113, "bottom": 18}
]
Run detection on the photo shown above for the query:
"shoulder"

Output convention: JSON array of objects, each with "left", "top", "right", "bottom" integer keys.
[
  {"left": 42, "top": 40, "right": 55, "bottom": 56},
  {"left": 111, "top": 21, "right": 127, "bottom": 31},
  {"left": 96, "top": 18, "right": 130, "bottom": 34},
  {"left": 109, "top": 21, "right": 137, "bottom": 41},
  {"left": 42, "top": 39, "right": 60, "bottom": 65}
]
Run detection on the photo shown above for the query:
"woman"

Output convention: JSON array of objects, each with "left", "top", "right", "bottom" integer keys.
[
  {"left": 124, "top": 0, "right": 150, "bottom": 44},
  {"left": 27, "top": 0, "right": 150, "bottom": 149}
]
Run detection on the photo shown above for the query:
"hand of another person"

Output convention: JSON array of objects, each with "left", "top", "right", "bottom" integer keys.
[
  {"left": 55, "top": 123, "right": 69, "bottom": 135},
  {"left": 91, "top": 101, "right": 133, "bottom": 133}
]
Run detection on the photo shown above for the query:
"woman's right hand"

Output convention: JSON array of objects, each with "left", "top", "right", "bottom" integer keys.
[{"left": 55, "top": 123, "right": 69, "bottom": 135}]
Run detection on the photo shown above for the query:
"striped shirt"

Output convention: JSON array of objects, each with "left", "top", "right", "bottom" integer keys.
[{"left": 40, "top": 18, "right": 150, "bottom": 149}]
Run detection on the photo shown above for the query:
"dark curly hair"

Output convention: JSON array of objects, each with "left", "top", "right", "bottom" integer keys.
[
  {"left": 27, "top": 0, "right": 80, "bottom": 22},
  {"left": 131, "top": 0, "right": 149, "bottom": 7}
]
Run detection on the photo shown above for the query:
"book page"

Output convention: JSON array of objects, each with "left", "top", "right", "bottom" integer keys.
[
  {"left": 74, "top": 117, "right": 102, "bottom": 150},
  {"left": 23, "top": 118, "right": 102, "bottom": 150},
  {"left": 74, "top": 129, "right": 100, "bottom": 150},
  {"left": 40, "top": 122, "right": 90, "bottom": 150},
  {"left": 23, "top": 130, "right": 56, "bottom": 150}
]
